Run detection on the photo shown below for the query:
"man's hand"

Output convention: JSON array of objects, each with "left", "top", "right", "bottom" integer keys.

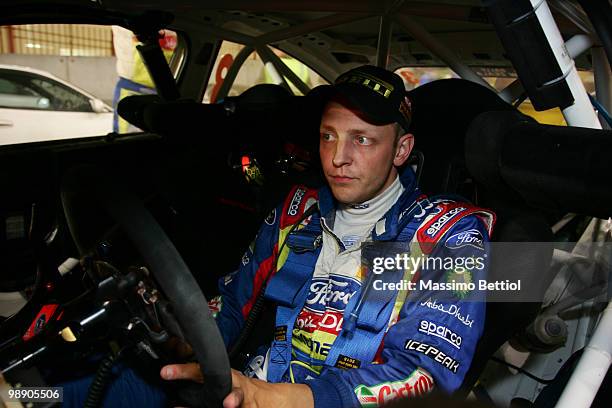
[{"left": 161, "top": 363, "right": 314, "bottom": 408}]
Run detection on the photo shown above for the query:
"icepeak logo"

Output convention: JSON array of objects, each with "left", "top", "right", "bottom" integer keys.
[
  {"left": 445, "top": 229, "right": 484, "bottom": 250},
  {"left": 404, "top": 339, "right": 460, "bottom": 373}
]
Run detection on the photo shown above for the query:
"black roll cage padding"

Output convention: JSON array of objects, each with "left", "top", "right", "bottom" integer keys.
[
  {"left": 136, "top": 40, "right": 181, "bottom": 101},
  {"left": 484, "top": 0, "right": 575, "bottom": 110},
  {"left": 466, "top": 110, "right": 612, "bottom": 219},
  {"left": 577, "top": 0, "right": 612, "bottom": 68},
  {"left": 131, "top": 11, "right": 181, "bottom": 101},
  {"left": 60, "top": 165, "right": 231, "bottom": 407}
]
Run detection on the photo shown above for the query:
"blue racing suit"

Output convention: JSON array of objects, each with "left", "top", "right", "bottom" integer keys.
[{"left": 210, "top": 167, "right": 495, "bottom": 408}]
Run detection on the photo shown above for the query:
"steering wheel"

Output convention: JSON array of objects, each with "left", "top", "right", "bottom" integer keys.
[{"left": 60, "top": 165, "right": 232, "bottom": 407}]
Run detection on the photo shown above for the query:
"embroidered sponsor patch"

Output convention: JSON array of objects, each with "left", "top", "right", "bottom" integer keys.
[
  {"left": 399, "top": 197, "right": 448, "bottom": 222},
  {"left": 444, "top": 228, "right": 484, "bottom": 250},
  {"left": 424, "top": 206, "right": 467, "bottom": 238},
  {"left": 341, "top": 234, "right": 360, "bottom": 248},
  {"left": 291, "top": 329, "right": 333, "bottom": 358},
  {"left": 305, "top": 274, "right": 361, "bottom": 315},
  {"left": 350, "top": 203, "right": 369, "bottom": 210},
  {"left": 287, "top": 188, "right": 306, "bottom": 216},
  {"left": 404, "top": 339, "right": 460, "bottom": 373},
  {"left": 207, "top": 296, "right": 222, "bottom": 318},
  {"left": 241, "top": 251, "right": 250, "bottom": 266},
  {"left": 295, "top": 309, "right": 323, "bottom": 333},
  {"left": 335, "top": 355, "right": 361, "bottom": 369},
  {"left": 354, "top": 369, "right": 434, "bottom": 407},
  {"left": 293, "top": 274, "right": 361, "bottom": 361},
  {"left": 274, "top": 325, "right": 288, "bottom": 342},
  {"left": 223, "top": 270, "right": 237, "bottom": 286},
  {"left": 418, "top": 320, "right": 462, "bottom": 349},
  {"left": 281, "top": 186, "right": 318, "bottom": 228},
  {"left": 264, "top": 208, "right": 276, "bottom": 225},
  {"left": 445, "top": 269, "right": 473, "bottom": 299},
  {"left": 416, "top": 203, "right": 495, "bottom": 254},
  {"left": 419, "top": 298, "right": 474, "bottom": 328}
]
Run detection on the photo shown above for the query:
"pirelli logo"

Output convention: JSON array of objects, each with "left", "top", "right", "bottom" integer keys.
[{"left": 336, "top": 72, "right": 394, "bottom": 98}]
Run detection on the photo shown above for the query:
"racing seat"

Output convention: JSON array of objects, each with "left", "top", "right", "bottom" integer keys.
[{"left": 405, "top": 79, "right": 555, "bottom": 395}]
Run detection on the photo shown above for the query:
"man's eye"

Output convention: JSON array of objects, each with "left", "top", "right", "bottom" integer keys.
[
  {"left": 320, "top": 133, "right": 335, "bottom": 141},
  {"left": 355, "top": 135, "right": 371, "bottom": 145}
]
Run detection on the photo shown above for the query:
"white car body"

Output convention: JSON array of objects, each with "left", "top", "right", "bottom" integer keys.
[{"left": 0, "top": 64, "right": 113, "bottom": 145}]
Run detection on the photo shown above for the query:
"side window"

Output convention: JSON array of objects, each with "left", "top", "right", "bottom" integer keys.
[
  {"left": 0, "top": 72, "right": 51, "bottom": 110},
  {"left": 203, "top": 41, "right": 328, "bottom": 103},
  {"left": 0, "top": 23, "right": 187, "bottom": 145},
  {"left": 0, "top": 71, "right": 91, "bottom": 111},
  {"left": 30, "top": 77, "right": 92, "bottom": 112}
]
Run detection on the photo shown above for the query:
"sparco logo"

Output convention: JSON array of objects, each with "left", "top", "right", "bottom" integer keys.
[
  {"left": 288, "top": 188, "right": 305, "bottom": 216},
  {"left": 419, "top": 320, "right": 462, "bottom": 349},
  {"left": 444, "top": 229, "right": 484, "bottom": 250},
  {"left": 426, "top": 207, "right": 466, "bottom": 237}
]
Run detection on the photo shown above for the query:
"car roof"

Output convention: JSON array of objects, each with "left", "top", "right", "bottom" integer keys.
[
  {"left": 2, "top": 0, "right": 591, "bottom": 80},
  {"left": 0, "top": 63, "right": 69, "bottom": 81}
]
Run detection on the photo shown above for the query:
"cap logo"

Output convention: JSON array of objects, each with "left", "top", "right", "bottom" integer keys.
[{"left": 336, "top": 72, "right": 394, "bottom": 98}]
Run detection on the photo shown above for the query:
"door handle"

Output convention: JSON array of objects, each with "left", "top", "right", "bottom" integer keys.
[{"left": 0, "top": 119, "right": 13, "bottom": 126}]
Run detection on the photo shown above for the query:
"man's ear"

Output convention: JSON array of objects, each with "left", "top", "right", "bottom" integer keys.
[{"left": 393, "top": 133, "right": 414, "bottom": 166}]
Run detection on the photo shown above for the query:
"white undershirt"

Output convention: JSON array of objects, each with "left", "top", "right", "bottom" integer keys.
[{"left": 333, "top": 176, "right": 405, "bottom": 248}]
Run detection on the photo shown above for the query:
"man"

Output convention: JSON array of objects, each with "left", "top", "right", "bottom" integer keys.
[
  {"left": 161, "top": 65, "right": 495, "bottom": 408},
  {"left": 111, "top": 26, "right": 176, "bottom": 133}
]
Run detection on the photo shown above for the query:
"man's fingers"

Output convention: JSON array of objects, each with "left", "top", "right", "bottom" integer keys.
[
  {"left": 222, "top": 388, "right": 244, "bottom": 408},
  {"left": 160, "top": 363, "right": 204, "bottom": 383}
]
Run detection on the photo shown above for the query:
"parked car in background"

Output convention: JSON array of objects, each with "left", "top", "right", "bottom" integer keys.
[{"left": 0, "top": 64, "right": 112, "bottom": 145}]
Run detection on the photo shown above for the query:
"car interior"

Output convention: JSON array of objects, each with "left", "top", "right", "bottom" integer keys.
[{"left": 0, "top": 1, "right": 611, "bottom": 407}]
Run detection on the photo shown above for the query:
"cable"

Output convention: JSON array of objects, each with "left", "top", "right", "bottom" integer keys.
[
  {"left": 588, "top": 94, "right": 612, "bottom": 128},
  {"left": 83, "top": 351, "right": 119, "bottom": 408},
  {"left": 490, "top": 356, "right": 556, "bottom": 384}
]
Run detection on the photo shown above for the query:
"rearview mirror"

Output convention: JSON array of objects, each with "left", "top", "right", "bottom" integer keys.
[{"left": 89, "top": 98, "right": 109, "bottom": 113}]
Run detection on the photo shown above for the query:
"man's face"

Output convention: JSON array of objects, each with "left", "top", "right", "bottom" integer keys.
[{"left": 319, "top": 101, "right": 413, "bottom": 204}]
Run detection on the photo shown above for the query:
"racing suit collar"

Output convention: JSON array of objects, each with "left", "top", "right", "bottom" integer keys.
[{"left": 318, "top": 166, "right": 420, "bottom": 240}]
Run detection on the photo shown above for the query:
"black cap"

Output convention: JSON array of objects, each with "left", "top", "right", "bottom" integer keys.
[{"left": 311, "top": 65, "right": 412, "bottom": 131}]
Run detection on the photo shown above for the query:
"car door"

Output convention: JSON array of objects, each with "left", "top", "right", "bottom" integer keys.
[{"left": 0, "top": 68, "right": 113, "bottom": 145}]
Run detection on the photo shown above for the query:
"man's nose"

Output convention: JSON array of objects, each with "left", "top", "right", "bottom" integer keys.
[{"left": 332, "top": 138, "right": 352, "bottom": 167}]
